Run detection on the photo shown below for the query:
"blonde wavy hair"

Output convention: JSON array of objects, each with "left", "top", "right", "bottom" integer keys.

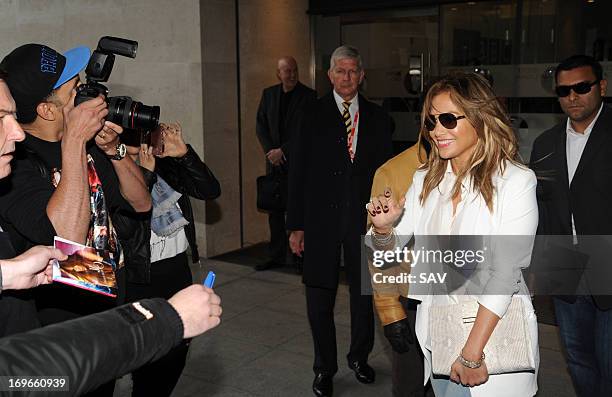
[{"left": 417, "top": 72, "right": 520, "bottom": 211}]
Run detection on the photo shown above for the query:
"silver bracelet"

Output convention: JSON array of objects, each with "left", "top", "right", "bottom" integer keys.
[
  {"left": 458, "top": 350, "right": 485, "bottom": 369},
  {"left": 372, "top": 227, "right": 394, "bottom": 246}
]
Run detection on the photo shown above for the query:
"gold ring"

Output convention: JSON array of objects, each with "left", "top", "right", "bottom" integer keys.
[{"left": 100, "top": 131, "right": 106, "bottom": 139}]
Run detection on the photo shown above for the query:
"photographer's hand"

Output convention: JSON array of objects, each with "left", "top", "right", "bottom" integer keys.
[
  {"left": 51, "top": 92, "right": 108, "bottom": 244},
  {"left": 63, "top": 93, "right": 108, "bottom": 145},
  {"left": 139, "top": 144, "right": 156, "bottom": 172},
  {"left": 105, "top": 127, "right": 152, "bottom": 212},
  {"left": 95, "top": 121, "right": 123, "bottom": 156},
  {"left": 158, "top": 122, "right": 188, "bottom": 158}
]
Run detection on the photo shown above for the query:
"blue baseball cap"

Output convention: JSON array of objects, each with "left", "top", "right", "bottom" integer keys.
[
  {"left": 0, "top": 44, "right": 91, "bottom": 123},
  {"left": 54, "top": 46, "right": 91, "bottom": 89}
]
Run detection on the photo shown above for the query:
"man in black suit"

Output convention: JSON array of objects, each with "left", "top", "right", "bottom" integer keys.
[
  {"left": 255, "top": 56, "right": 316, "bottom": 271},
  {"left": 530, "top": 55, "right": 612, "bottom": 397},
  {"left": 287, "top": 45, "right": 393, "bottom": 397}
]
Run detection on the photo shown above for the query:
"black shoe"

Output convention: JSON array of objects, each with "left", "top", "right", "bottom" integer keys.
[
  {"left": 255, "top": 260, "right": 283, "bottom": 271},
  {"left": 348, "top": 361, "right": 375, "bottom": 384},
  {"left": 312, "top": 373, "right": 333, "bottom": 397}
]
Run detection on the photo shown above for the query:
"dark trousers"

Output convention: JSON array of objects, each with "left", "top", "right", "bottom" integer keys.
[
  {"left": 0, "top": 291, "right": 39, "bottom": 337},
  {"left": 392, "top": 297, "right": 425, "bottom": 397},
  {"left": 269, "top": 210, "right": 287, "bottom": 263},
  {"left": 554, "top": 296, "right": 612, "bottom": 397},
  {"left": 127, "top": 251, "right": 193, "bottom": 397},
  {"left": 306, "top": 235, "right": 375, "bottom": 375},
  {"left": 130, "top": 342, "right": 189, "bottom": 397}
]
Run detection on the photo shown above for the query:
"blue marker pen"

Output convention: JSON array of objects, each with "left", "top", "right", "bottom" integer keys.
[{"left": 203, "top": 271, "right": 216, "bottom": 288}]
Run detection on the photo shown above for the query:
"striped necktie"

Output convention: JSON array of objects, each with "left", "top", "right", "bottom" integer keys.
[
  {"left": 342, "top": 101, "right": 354, "bottom": 161},
  {"left": 342, "top": 101, "right": 352, "bottom": 135}
]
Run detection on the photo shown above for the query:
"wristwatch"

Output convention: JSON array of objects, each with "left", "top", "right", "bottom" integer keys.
[{"left": 111, "top": 143, "right": 127, "bottom": 161}]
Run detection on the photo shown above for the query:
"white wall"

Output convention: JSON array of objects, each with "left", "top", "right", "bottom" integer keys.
[
  {"left": 0, "top": 0, "right": 314, "bottom": 257},
  {"left": 238, "top": 0, "right": 312, "bottom": 247},
  {"left": 0, "top": 0, "right": 212, "bottom": 254}
]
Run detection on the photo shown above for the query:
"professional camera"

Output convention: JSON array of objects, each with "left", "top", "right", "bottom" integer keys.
[{"left": 75, "top": 36, "right": 160, "bottom": 131}]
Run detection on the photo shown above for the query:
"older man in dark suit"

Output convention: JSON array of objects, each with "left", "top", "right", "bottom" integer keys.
[
  {"left": 256, "top": 56, "right": 316, "bottom": 271},
  {"left": 287, "top": 45, "right": 394, "bottom": 397},
  {"left": 530, "top": 54, "right": 612, "bottom": 397}
]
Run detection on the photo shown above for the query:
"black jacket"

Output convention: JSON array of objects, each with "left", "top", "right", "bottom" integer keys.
[
  {"left": 0, "top": 232, "right": 39, "bottom": 337},
  {"left": 530, "top": 104, "right": 612, "bottom": 310},
  {"left": 0, "top": 137, "right": 141, "bottom": 311},
  {"left": 0, "top": 298, "right": 183, "bottom": 396},
  {"left": 123, "top": 144, "right": 220, "bottom": 284},
  {"left": 153, "top": 143, "right": 221, "bottom": 262},
  {"left": 256, "top": 82, "right": 317, "bottom": 162},
  {"left": 287, "top": 92, "right": 394, "bottom": 288}
]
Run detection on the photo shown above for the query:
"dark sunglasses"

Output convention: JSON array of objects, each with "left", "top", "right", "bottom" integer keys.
[
  {"left": 555, "top": 80, "right": 600, "bottom": 97},
  {"left": 424, "top": 113, "right": 466, "bottom": 131}
]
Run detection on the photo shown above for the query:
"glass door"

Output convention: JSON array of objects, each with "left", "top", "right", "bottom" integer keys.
[
  {"left": 312, "top": 7, "right": 439, "bottom": 152},
  {"left": 342, "top": 10, "right": 438, "bottom": 149}
]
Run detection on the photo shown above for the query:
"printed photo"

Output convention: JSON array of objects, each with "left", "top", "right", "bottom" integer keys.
[{"left": 52, "top": 236, "right": 118, "bottom": 297}]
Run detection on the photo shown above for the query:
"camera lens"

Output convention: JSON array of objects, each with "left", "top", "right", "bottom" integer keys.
[
  {"left": 131, "top": 102, "right": 160, "bottom": 131},
  {"left": 107, "top": 96, "right": 160, "bottom": 130}
]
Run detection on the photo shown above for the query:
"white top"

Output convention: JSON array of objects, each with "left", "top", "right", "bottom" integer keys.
[
  {"left": 377, "top": 161, "right": 540, "bottom": 396},
  {"left": 150, "top": 203, "right": 189, "bottom": 263},
  {"left": 333, "top": 90, "right": 360, "bottom": 157},
  {"left": 397, "top": 162, "right": 538, "bottom": 314},
  {"left": 566, "top": 102, "right": 603, "bottom": 237}
]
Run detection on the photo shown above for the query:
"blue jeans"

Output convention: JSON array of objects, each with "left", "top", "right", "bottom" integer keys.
[
  {"left": 431, "top": 376, "right": 471, "bottom": 397},
  {"left": 554, "top": 296, "right": 612, "bottom": 397}
]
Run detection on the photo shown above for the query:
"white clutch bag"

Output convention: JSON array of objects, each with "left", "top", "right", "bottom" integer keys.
[{"left": 429, "top": 297, "right": 535, "bottom": 376}]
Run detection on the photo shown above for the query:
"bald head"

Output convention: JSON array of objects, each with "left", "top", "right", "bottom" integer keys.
[
  {"left": 277, "top": 56, "right": 299, "bottom": 92},
  {"left": 278, "top": 56, "right": 297, "bottom": 70}
]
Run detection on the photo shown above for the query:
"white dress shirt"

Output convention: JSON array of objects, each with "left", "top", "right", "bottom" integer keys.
[
  {"left": 333, "top": 90, "right": 360, "bottom": 157},
  {"left": 566, "top": 103, "right": 603, "bottom": 237}
]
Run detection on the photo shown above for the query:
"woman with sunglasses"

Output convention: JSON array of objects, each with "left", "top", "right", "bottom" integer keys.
[{"left": 367, "top": 72, "right": 539, "bottom": 397}]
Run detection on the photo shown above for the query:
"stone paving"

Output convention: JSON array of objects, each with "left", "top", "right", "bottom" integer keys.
[{"left": 114, "top": 259, "right": 576, "bottom": 397}]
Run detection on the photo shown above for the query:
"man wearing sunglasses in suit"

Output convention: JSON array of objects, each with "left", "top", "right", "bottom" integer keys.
[{"left": 530, "top": 55, "right": 612, "bottom": 397}]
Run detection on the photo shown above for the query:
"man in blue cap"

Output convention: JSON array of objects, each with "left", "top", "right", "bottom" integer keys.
[
  {"left": 0, "top": 70, "right": 221, "bottom": 397},
  {"left": 0, "top": 42, "right": 151, "bottom": 395},
  {"left": 0, "top": 42, "right": 151, "bottom": 331}
]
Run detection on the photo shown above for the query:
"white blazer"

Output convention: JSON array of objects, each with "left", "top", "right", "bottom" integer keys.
[{"left": 392, "top": 161, "right": 539, "bottom": 397}]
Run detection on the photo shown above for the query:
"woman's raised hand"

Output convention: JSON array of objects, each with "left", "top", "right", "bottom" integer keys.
[
  {"left": 366, "top": 187, "right": 405, "bottom": 233},
  {"left": 139, "top": 144, "right": 156, "bottom": 171},
  {"left": 159, "top": 122, "right": 188, "bottom": 158}
]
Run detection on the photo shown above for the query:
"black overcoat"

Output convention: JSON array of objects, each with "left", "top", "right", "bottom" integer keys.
[{"left": 287, "top": 92, "right": 394, "bottom": 289}]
